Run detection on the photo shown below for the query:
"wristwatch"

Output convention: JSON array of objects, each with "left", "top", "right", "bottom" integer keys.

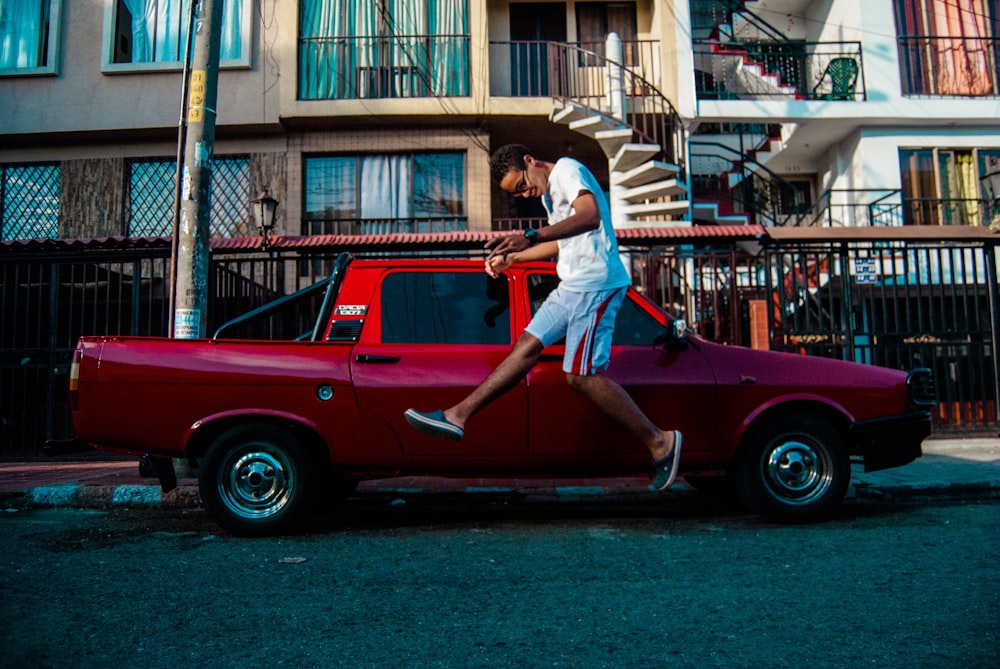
[{"left": 523, "top": 228, "right": 539, "bottom": 246}]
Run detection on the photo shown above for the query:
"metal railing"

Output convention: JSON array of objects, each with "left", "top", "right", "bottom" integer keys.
[
  {"left": 489, "top": 40, "right": 686, "bottom": 180},
  {"left": 897, "top": 35, "right": 1000, "bottom": 97},
  {"left": 298, "top": 34, "right": 470, "bottom": 100},
  {"left": 492, "top": 218, "right": 546, "bottom": 232},
  {"left": 693, "top": 40, "right": 866, "bottom": 101},
  {"left": 690, "top": 140, "right": 809, "bottom": 226},
  {"left": 765, "top": 241, "right": 999, "bottom": 433},
  {"left": 797, "top": 190, "right": 996, "bottom": 228},
  {"left": 690, "top": 0, "right": 791, "bottom": 42},
  {"left": 302, "top": 216, "right": 468, "bottom": 236}
]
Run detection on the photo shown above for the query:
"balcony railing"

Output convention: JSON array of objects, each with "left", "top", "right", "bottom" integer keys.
[
  {"left": 489, "top": 40, "right": 685, "bottom": 179},
  {"left": 492, "top": 217, "right": 546, "bottom": 232},
  {"left": 302, "top": 216, "right": 468, "bottom": 236},
  {"left": 489, "top": 40, "right": 660, "bottom": 97},
  {"left": 800, "top": 190, "right": 996, "bottom": 228},
  {"left": 693, "top": 40, "right": 866, "bottom": 101},
  {"left": 898, "top": 36, "right": 1000, "bottom": 97},
  {"left": 298, "top": 35, "right": 470, "bottom": 100}
]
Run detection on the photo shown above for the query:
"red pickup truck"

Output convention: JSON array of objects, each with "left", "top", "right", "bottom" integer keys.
[{"left": 67, "top": 254, "right": 934, "bottom": 534}]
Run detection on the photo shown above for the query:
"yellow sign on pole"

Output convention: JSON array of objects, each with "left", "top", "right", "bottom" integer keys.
[{"left": 188, "top": 70, "right": 206, "bottom": 123}]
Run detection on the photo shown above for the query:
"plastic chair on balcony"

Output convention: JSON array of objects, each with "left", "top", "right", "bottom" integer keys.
[{"left": 812, "top": 57, "right": 859, "bottom": 100}]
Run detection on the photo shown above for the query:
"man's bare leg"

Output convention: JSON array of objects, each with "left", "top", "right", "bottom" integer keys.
[
  {"left": 566, "top": 372, "right": 678, "bottom": 461},
  {"left": 442, "top": 332, "right": 545, "bottom": 429}
]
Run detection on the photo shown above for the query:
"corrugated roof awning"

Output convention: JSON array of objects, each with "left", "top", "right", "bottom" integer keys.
[{"left": 4, "top": 223, "right": 995, "bottom": 255}]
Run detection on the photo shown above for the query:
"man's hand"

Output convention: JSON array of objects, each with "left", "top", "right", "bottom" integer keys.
[
  {"left": 485, "top": 232, "right": 530, "bottom": 260},
  {"left": 485, "top": 253, "right": 512, "bottom": 278}
]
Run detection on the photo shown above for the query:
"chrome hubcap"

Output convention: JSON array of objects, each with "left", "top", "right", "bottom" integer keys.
[
  {"left": 220, "top": 449, "right": 291, "bottom": 519},
  {"left": 764, "top": 440, "right": 831, "bottom": 505}
]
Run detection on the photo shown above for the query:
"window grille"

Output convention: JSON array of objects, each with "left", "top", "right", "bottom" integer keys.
[
  {"left": 0, "top": 163, "right": 60, "bottom": 240},
  {"left": 127, "top": 156, "right": 250, "bottom": 237}
]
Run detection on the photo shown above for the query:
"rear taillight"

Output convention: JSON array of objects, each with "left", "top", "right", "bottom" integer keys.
[{"left": 69, "top": 347, "right": 81, "bottom": 411}]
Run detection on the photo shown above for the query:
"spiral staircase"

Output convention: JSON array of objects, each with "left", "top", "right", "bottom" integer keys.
[{"left": 539, "top": 38, "right": 691, "bottom": 228}]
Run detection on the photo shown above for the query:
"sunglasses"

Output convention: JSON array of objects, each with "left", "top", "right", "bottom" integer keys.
[{"left": 513, "top": 170, "right": 530, "bottom": 194}]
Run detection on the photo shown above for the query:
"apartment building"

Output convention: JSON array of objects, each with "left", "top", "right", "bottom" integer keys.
[
  {"left": 1, "top": 0, "right": 690, "bottom": 242},
  {"left": 682, "top": 0, "right": 1000, "bottom": 228},
  {"left": 4, "top": 1, "right": 997, "bottom": 240}
]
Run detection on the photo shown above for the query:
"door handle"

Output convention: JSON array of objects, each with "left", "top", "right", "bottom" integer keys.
[{"left": 355, "top": 354, "right": 400, "bottom": 364}]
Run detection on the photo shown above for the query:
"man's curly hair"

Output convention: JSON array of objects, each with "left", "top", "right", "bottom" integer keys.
[{"left": 489, "top": 144, "right": 533, "bottom": 184}]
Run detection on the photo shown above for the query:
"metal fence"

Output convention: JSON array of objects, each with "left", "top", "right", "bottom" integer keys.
[
  {"left": 2, "top": 236, "right": 997, "bottom": 460},
  {"left": 633, "top": 239, "right": 998, "bottom": 435}
]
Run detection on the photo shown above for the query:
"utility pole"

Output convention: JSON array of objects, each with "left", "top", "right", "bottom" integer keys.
[{"left": 173, "top": 0, "right": 224, "bottom": 339}]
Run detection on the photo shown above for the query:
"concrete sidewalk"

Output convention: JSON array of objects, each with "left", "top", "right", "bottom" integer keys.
[{"left": 1, "top": 437, "right": 998, "bottom": 510}]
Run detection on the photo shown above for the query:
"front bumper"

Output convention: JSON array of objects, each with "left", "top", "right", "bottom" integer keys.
[{"left": 848, "top": 411, "right": 932, "bottom": 472}]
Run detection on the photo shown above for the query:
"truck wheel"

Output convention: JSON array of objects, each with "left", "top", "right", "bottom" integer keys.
[
  {"left": 199, "top": 424, "right": 317, "bottom": 536},
  {"left": 734, "top": 413, "right": 849, "bottom": 522}
]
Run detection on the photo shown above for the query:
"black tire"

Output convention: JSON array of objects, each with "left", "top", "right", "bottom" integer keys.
[
  {"left": 734, "top": 413, "right": 850, "bottom": 522},
  {"left": 199, "top": 423, "right": 318, "bottom": 536}
]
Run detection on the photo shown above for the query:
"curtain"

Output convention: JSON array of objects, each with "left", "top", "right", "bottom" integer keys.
[
  {"left": 299, "top": 0, "right": 376, "bottom": 98},
  {"left": 932, "top": 0, "right": 993, "bottom": 95},
  {"left": 955, "top": 152, "right": 980, "bottom": 225},
  {"left": 122, "top": 0, "right": 241, "bottom": 65},
  {"left": 361, "top": 155, "right": 411, "bottom": 232},
  {"left": 901, "top": 150, "right": 937, "bottom": 225},
  {"left": 389, "top": 0, "right": 426, "bottom": 95},
  {"left": 220, "top": 0, "right": 242, "bottom": 60},
  {"left": 0, "top": 0, "right": 44, "bottom": 68},
  {"left": 428, "top": 0, "right": 468, "bottom": 95}
]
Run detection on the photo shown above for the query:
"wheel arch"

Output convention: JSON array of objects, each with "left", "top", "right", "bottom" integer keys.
[
  {"left": 737, "top": 399, "right": 851, "bottom": 459},
  {"left": 185, "top": 413, "right": 332, "bottom": 470}
]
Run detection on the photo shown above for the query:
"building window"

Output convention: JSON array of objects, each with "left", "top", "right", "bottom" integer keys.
[
  {"left": 0, "top": 163, "right": 60, "bottom": 240},
  {"left": 104, "top": 0, "right": 248, "bottom": 71},
  {"left": 303, "top": 152, "right": 466, "bottom": 234},
  {"left": 899, "top": 148, "right": 1000, "bottom": 226},
  {"left": 0, "top": 0, "right": 62, "bottom": 76},
  {"left": 127, "top": 156, "right": 250, "bottom": 237},
  {"left": 895, "top": 0, "right": 999, "bottom": 96},
  {"left": 381, "top": 271, "right": 510, "bottom": 345},
  {"left": 298, "top": 0, "right": 469, "bottom": 99}
]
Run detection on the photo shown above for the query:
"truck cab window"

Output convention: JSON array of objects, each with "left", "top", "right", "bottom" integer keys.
[{"left": 381, "top": 272, "right": 510, "bottom": 345}]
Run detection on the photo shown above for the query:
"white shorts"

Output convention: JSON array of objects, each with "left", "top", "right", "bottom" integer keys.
[{"left": 525, "top": 285, "right": 627, "bottom": 376}]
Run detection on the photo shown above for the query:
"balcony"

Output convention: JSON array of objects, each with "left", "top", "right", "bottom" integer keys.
[
  {"left": 693, "top": 40, "right": 866, "bottom": 101},
  {"left": 898, "top": 36, "right": 1000, "bottom": 97},
  {"left": 487, "top": 40, "right": 685, "bottom": 179},
  {"left": 488, "top": 40, "right": 661, "bottom": 98},
  {"left": 298, "top": 35, "right": 469, "bottom": 100}
]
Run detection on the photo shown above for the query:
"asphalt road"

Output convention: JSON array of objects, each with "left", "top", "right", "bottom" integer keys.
[{"left": 1, "top": 495, "right": 997, "bottom": 668}]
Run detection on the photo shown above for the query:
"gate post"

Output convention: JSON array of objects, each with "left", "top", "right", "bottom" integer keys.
[{"left": 986, "top": 242, "right": 1000, "bottom": 426}]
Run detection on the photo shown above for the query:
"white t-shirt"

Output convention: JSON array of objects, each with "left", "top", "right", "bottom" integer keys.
[{"left": 542, "top": 157, "right": 631, "bottom": 292}]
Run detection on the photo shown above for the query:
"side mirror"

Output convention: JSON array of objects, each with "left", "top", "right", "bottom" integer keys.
[{"left": 654, "top": 319, "right": 688, "bottom": 350}]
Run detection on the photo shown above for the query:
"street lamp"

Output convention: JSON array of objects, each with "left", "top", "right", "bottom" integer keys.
[
  {"left": 980, "top": 155, "right": 1000, "bottom": 231},
  {"left": 250, "top": 190, "right": 279, "bottom": 250}
]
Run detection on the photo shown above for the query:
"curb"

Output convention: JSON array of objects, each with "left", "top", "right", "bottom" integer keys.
[
  {"left": 15, "top": 482, "right": 202, "bottom": 510},
  {"left": 4, "top": 477, "right": 999, "bottom": 512},
  {"left": 851, "top": 479, "right": 1000, "bottom": 500}
]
